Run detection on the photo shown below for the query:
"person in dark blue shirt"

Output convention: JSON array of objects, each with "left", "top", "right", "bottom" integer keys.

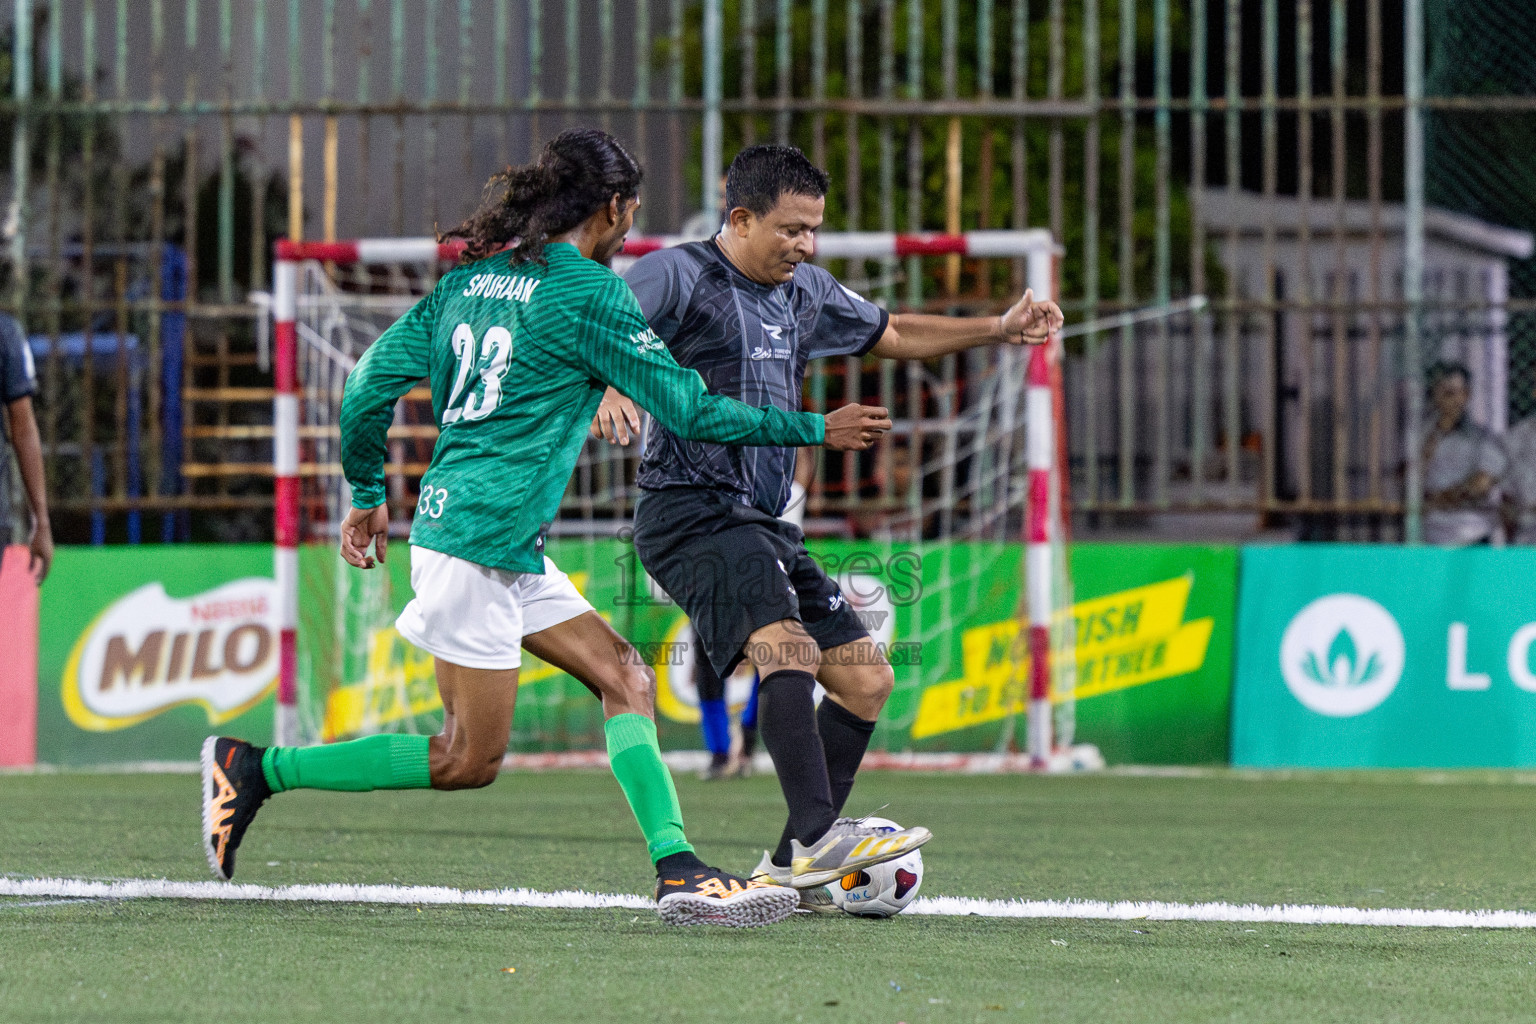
[
  {"left": 0, "top": 313, "right": 50, "bottom": 581},
  {"left": 593, "top": 145, "right": 1061, "bottom": 902}
]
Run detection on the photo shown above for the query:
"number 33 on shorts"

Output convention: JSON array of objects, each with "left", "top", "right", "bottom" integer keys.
[{"left": 417, "top": 484, "right": 448, "bottom": 519}]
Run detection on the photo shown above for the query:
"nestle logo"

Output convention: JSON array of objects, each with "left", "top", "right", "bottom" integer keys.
[{"left": 191, "top": 597, "right": 269, "bottom": 623}]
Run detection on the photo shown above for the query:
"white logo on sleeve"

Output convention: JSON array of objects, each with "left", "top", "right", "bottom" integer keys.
[
  {"left": 19, "top": 333, "right": 36, "bottom": 383},
  {"left": 1279, "top": 594, "right": 1405, "bottom": 717},
  {"left": 630, "top": 327, "right": 667, "bottom": 354}
]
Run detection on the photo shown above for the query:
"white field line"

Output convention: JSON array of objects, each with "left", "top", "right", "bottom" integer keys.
[
  {"left": 0, "top": 877, "right": 653, "bottom": 912},
  {"left": 3, "top": 877, "right": 1536, "bottom": 929}
]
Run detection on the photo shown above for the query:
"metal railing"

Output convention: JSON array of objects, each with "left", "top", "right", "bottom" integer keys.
[{"left": 2, "top": 0, "right": 1530, "bottom": 542}]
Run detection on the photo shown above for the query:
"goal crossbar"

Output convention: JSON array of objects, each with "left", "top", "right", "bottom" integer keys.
[{"left": 274, "top": 229, "right": 1058, "bottom": 266}]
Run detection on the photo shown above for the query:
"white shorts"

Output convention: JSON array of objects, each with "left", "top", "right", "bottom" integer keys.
[{"left": 394, "top": 546, "right": 593, "bottom": 670}]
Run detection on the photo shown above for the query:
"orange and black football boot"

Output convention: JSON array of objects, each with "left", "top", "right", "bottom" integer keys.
[
  {"left": 654, "top": 865, "right": 798, "bottom": 927},
  {"left": 200, "top": 736, "right": 273, "bottom": 881}
]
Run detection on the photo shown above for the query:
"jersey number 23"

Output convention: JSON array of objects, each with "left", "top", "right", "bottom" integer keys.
[{"left": 441, "top": 323, "right": 513, "bottom": 426}]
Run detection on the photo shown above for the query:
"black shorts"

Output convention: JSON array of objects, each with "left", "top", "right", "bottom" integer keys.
[{"left": 632, "top": 486, "right": 870, "bottom": 677}]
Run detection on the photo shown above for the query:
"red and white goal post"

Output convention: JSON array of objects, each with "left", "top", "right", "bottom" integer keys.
[{"left": 270, "top": 231, "right": 1082, "bottom": 769}]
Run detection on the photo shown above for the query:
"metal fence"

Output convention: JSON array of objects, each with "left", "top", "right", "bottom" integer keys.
[{"left": 2, "top": 0, "right": 1532, "bottom": 543}]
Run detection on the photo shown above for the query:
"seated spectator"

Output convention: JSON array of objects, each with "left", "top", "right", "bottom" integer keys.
[
  {"left": 1421, "top": 361, "right": 1506, "bottom": 545},
  {"left": 1502, "top": 382, "right": 1536, "bottom": 544}
]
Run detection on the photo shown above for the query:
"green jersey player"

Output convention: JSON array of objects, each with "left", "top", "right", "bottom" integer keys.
[{"left": 200, "top": 129, "right": 891, "bottom": 928}]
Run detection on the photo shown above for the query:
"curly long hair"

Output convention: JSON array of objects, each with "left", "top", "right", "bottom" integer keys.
[{"left": 440, "top": 127, "right": 643, "bottom": 266}]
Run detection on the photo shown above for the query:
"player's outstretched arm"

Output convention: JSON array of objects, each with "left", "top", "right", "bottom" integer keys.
[
  {"left": 580, "top": 280, "right": 831, "bottom": 449},
  {"left": 868, "top": 288, "right": 1064, "bottom": 361},
  {"left": 606, "top": 361, "right": 824, "bottom": 449},
  {"left": 589, "top": 384, "right": 888, "bottom": 452}
]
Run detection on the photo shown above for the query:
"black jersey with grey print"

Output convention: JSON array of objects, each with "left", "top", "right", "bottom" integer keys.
[{"left": 624, "top": 239, "right": 889, "bottom": 515}]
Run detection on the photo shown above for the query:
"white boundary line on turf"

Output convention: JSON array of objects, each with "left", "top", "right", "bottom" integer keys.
[
  {"left": 0, "top": 877, "right": 653, "bottom": 912},
  {"left": 5, "top": 877, "right": 1536, "bottom": 929}
]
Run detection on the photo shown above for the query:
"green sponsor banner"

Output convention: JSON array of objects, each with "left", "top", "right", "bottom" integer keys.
[
  {"left": 1065, "top": 544, "right": 1236, "bottom": 764},
  {"left": 33, "top": 540, "right": 1236, "bottom": 764},
  {"left": 1233, "top": 545, "right": 1536, "bottom": 768},
  {"left": 37, "top": 545, "right": 276, "bottom": 765},
  {"left": 299, "top": 539, "right": 1235, "bottom": 763},
  {"left": 889, "top": 541, "right": 1235, "bottom": 763}
]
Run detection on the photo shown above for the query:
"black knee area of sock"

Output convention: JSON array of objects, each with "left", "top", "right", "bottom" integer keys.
[
  {"left": 818, "top": 697, "right": 877, "bottom": 736},
  {"left": 757, "top": 671, "right": 820, "bottom": 761},
  {"left": 759, "top": 668, "right": 817, "bottom": 703},
  {"left": 655, "top": 851, "right": 707, "bottom": 877}
]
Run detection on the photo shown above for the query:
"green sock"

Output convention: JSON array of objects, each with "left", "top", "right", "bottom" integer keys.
[
  {"left": 605, "top": 713, "right": 694, "bottom": 864},
  {"left": 261, "top": 734, "right": 432, "bottom": 793}
]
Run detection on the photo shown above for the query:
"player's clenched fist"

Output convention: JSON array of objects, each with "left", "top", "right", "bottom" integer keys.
[
  {"left": 822, "top": 403, "right": 892, "bottom": 451},
  {"left": 999, "top": 287, "right": 1065, "bottom": 345}
]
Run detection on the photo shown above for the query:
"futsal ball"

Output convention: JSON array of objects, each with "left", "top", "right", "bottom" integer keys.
[{"left": 827, "top": 817, "right": 924, "bottom": 918}]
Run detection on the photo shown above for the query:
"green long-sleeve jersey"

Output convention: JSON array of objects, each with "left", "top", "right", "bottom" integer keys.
[{"left": 340, "top": 242, "right": 825, "bottom": 573}]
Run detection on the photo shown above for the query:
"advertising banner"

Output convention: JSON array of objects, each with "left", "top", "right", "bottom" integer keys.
[
  {"left": 299, "top": 539, "right": 1237, "bottom": 763},
  {"left": 1061, "top": 544, "right": 1236, "bottom": 763},
  {"left": 33, "top": 539, "right": 1236, "bottom": 765},
  {"left": 36, "top": 545, "right": 276, "bottom": 765},
  {"left": 893, "top": 543, "right": 1235, "bottom": 763},
  {"left": 1233, "top": 545, "right": 1536, "bottom": 768}
]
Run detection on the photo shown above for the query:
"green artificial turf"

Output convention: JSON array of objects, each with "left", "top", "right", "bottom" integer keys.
[{"left": 2, "top": 769, "right": 1535, "bottom": 1023}]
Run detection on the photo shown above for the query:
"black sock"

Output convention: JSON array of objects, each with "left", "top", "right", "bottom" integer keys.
[
  {"left": 655, "top": 850, "right": 708, "bottom": 876},
  {"left": 769, "top": 699, "right": 878, "bottom": 865},
  {"left": 817, "top": 698, "right": 877, "bottom": 816},
  {"left": 740, "top": 726, "right": 757, "bottom": 759},
  {"left": 757, "top": 669, "right": 835, "bottom": 868}
]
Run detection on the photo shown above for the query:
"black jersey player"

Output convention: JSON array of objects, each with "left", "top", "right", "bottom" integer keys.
[{"left": 591, "top": 145, "right": 1062, "bottom": 908}]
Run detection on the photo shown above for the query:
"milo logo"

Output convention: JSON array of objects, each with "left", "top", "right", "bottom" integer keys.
[{"left": 63, "top": 579, "right": 279, "bottom": 731}]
